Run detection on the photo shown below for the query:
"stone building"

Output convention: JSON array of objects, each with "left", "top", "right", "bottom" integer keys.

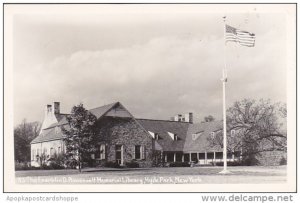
[{"left": 30, "top": 101, "right": 286, "bottom": 167}]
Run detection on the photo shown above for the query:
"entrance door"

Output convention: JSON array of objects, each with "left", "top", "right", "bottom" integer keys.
[{"left": 115, "top": 145, "right": 123, "bottom": 165}]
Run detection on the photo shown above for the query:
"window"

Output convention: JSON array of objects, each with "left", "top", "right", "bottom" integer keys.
[
  {"left": 32, "top": 149, "right": 35, "bottom": 160},
  {"left": 210, "top": 132, "right": 215, "bottom": 139},
  {"left": 135, "top": 145, "right": 141, "bottom": 159},
  {"left": 50, "top": 148, "right": 55, "bottom": 157},
  {"left": 115, "top": 145, "right": 122, "bottom": 164},
  {"left": 134, "top": 145, "right": 145, "bottom": 160},
  {"left": 100, "top": 144, "right": 106, "bottom": 160},
  {"left": 231, "top": 130, "right": 235, "bottom": 136}
]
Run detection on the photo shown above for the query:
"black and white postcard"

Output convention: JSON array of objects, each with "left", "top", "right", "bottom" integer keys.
[{"left": 3, "top": 3, "right": 296, "bottom": 193}]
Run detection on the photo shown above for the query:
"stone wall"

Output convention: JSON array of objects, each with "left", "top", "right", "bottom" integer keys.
[
  {"left": 96, "top": 116, "right": 154, "bottom": 168},
  {"left": 256, "top": 150, "right": 287, "bottom": 166}
]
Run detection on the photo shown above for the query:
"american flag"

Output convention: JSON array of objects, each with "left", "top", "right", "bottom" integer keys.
[{"left": 225, "top": 24, "right": 255, "bottom": 47}]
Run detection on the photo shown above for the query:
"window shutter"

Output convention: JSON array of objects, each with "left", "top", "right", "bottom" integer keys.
[
  {"left": 141, "top": 145, "right": 145, "bottom": 159},
  {"left": 99, "top": 145, "right": 102, "bottom": 159},
  {"left": 103, "top": 144, "right": 106, "bottom": 159}
]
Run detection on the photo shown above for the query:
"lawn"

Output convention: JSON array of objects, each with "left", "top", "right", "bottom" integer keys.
[{"left": 15, "top": 165, "right": 286, "bottom": 184}]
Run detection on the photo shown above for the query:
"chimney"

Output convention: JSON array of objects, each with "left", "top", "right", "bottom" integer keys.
[
  {"left": 174, "top": 114, "right": 180, "bottom": 122},
  {"left": 186, "top": 112, "right": 193, "bottom": 123},
  {"left": 45, "top": 104, "right": 52, "bottom": 116},
  {"left": 53, "top": 102, "right": 60, "bottom": 114},
  {"left": 172, "top": 113, "right": 193, "bottom": 123}
]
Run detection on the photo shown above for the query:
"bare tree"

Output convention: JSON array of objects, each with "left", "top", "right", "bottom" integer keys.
[
  {"left": 208, "top": 99, "right": 286, "bottom": 164},
  {"left": 14, "top": 120, "right": 41, "bottom": 162}
]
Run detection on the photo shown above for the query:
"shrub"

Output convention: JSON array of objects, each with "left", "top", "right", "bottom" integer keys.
[
  {"left": 125, "top": 160, "right": 139, "bottom": 168},
  {"left": 15, "top": 161, "right": 38, "bottom": 170},
  {"left": 104, "top": 161, "right": 121, "bottom": 168},
  {"left": 48, "top": 161, "right": 65, "bottom": 169},
  {"left": 279, "top": 157, "right": 287, "bottom": 165},
  {"left": 241, "top": 156, "right": 259, "bottom": 166},
  {"left": 215, "top": 161, "right": 242, "bottom": 166},
  {"left": 151, "top": 150, "right": 165, "bottom": 167},
  {"left": 43, "top": 154, "right": 66, "bottom": 169},
  {"left": 169, "top": 162, "right": 190, "bottom": 167},
  {"left": 65, "top": 158, "right": 78, "bottom": 169}
]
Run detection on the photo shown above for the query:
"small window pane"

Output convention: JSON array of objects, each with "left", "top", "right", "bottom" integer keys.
[{"left": 135, "top": 145, "right": 141, "bottom": 159}]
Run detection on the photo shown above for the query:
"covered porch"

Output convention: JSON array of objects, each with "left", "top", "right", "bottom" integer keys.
[{"left": 162, "top": 151, "right": 241, "bottom": 165}]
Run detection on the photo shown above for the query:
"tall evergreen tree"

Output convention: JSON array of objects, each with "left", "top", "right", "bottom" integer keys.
[{"left": 62, "top": 103, "right": 98, "bottom": 172}]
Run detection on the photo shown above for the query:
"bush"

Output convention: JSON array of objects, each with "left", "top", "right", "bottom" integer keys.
[
  {"left": 169, "top": 162, "right": 190, "bottom": 167},
  {"left": 279, "top": 157, "right": 287, "bottom": 165},
  {"left": 151, "top": 150, "right": 165, "bottom": 167},
  {"left": 41, "top": 154, "right": 66, "bottom": 170},
  {"left": 125, "top": 160, "right": 139, "bottom": 168},
  {"left": 241, "top": 156, "right": 259, "bottom": 166},
  {"left": 15, "top": 161, "right": 38, "bottom": 170},
  {"left": 104, "top": 161, "right": 121, "bottom": 168},
  {"left": 65, "top": 158, "right": 78, "bottom": 169},
  {"left": 215, "top": 161, "right": 242, "bottom": 166},
  {"left": 49, "top": 161, "right": 65, "bottom": 169}
]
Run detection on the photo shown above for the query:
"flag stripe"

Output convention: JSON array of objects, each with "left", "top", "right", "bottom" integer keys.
[{"left": 225, "top": 24, "right": 255, "bottom": 47}]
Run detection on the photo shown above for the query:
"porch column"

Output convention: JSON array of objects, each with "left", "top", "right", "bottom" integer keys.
[
  {"left": 182, "top": 154, "right": 184, "bottom": 162},
  {"left": 197, "top": 153, "right": 199, "bottom": 162},
  {"left": 174, "top": 153, "right": 176, "bottom": 162},
  {"left": 121, "top": 145, "right": 124, "bottom": 166},
  {"left": 165, "top": 154, "right": 167, "bottom": 162},
  {"left": 204, "top": 151, "right": 207, "bottom": 164},
  {"left": 232, "top": 151, "right": 235, "bottom": 161},
  {"left": 213, "top": 151, "right": 216, "bottom": 164},
  {"left": 189, "top": 153, "right": 192, "bottom": 162}
]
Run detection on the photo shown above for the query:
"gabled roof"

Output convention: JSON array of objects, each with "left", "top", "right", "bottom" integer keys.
[
  {"left": 89, "top": 102, "right": 119, "bottom": 119},
  {"left": 31, "top": 102, "right": 119, "bottom": 144},
  {"left": 43, "top": 102, "right": 119, "bottom": 130},
  {"left": 136, "top": 119, "right": 190, "bottom": 152},
  {"left": 31, "top": 125, "right": 68, "bottom": 143},
  {"left": 183, "top": 121, "right": 223, "bottom": 153}
]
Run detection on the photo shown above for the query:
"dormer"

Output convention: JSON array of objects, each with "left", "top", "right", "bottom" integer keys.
[
  {"left": 210, "top": 129, "right": 222, "bottom": 139},
  {"left": 168, "top": 132, "right": 178, "bottom": 141},
  {"left": 192, "top": 131, "right": 203, "bottom": 141},
  {"left": 148, "top": 131, "right": 159, "bottom": 140}
]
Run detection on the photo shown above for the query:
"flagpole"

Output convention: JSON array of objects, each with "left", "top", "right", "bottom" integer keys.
[{"left": 220, "top": 16, "right": 230, "bottom": 174}]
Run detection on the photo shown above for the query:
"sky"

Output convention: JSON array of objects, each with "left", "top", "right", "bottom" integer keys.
[{"left": 12, "top": 4, "right": 289, "bottom": 124}]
